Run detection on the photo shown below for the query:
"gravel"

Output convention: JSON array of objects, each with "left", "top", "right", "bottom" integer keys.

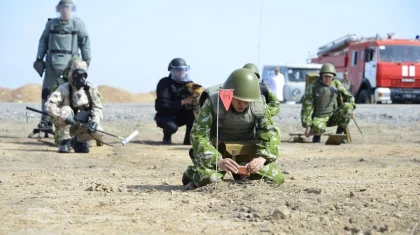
[{"left": 1, "top": 103, "right": 419, "bottom": 125}]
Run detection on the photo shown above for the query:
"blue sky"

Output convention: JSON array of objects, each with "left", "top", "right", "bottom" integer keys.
[{"left": 0, "top": 0, "right": 418, "bottom": 93}]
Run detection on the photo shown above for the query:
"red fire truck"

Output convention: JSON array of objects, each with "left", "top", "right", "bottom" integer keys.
[{"left": 311, "top": 34, "right": 420, "bottom": 104}]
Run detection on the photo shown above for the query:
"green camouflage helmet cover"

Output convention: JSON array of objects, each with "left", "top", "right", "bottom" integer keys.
[{"left": 222, "top": 68, "right": 261, "bottom": 102}]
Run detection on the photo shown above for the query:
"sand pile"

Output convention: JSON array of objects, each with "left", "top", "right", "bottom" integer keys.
[{"left": 0, "top": 84, "right": 155, "bottom": 103}]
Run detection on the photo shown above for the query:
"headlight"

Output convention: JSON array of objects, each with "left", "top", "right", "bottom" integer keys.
[{"left": 292, "top": 89, "right": 301, "bottom": 96}]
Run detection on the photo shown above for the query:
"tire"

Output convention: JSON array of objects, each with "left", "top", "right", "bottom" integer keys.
[{"left": 357, "top": 89, "right": 371, "bottom": 104}]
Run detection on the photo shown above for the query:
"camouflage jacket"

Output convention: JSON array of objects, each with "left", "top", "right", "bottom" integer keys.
[
  {"left": 266, "top": 88, "right": 280, "bottom": 116},
  {"left": 301, "top": 79, "right": 356, "bottom": 128},
  {"left": 45, "top": 83, "right": 103, "bottom": 124},
  {"left": 191, "top": 98, "right": 281, "bottom": 169}
]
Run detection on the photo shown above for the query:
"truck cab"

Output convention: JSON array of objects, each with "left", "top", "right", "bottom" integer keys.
[
  {"left": 262, "top": 64, "right": 322, "bottom": 103},
  {"left": 312, "top": 34, "right": 420, "bottom": 104}
]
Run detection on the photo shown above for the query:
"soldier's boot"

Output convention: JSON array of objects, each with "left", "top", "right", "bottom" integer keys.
[
  {"left": 182, "top": 171, "right": 196, "bottom": 190},
  {"left": 73, "top": 138, "right": 90, "bottom": 153},
  {"left": 312, "top": 135, "right": 321, "bottom": 143},
  {"left": 336, "top": 127, "right": 347, "bottom": 144},
  {"left": 58, "top": 139, "right": 71, "bottom": 153},
  {"left": 162, "top": 133, "right": 172, "bottom": 145},
  {"left": 183, "top": 134, "right": 191, "bottom": 145},
  {"left": 182, "top": 171, "right": 192, "bottom": 185},
  {"left": 183, "top": 128, "right": 191, "bottom": 145}
]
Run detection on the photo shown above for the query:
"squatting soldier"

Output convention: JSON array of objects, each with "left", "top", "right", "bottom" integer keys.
[
  {"left": 301, "top": 63, "right": 356, "bottom": 143},
  {"left": 45, "top": 60, "right": 103, "bottom": 153},
  {"left": 198, "top": 63, "right": 280, "bottom": 117},
  {"left": 243, "top": 63, "right": 280, "bottom": 116},
  {"left": 34, "top": 0, "right": 91, "bottom": 131},
  {"left": 154, "top": 58, "right": 197, "bottom": 145},
  {"left": 182, "top": 68, "right": 284, "bottom": 188}
]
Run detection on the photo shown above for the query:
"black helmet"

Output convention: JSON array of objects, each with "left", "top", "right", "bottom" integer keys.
[{"left": 168, "top": 58, "right": 187, "bottom": 71}]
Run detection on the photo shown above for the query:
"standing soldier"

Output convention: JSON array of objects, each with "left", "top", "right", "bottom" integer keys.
[
  {"left": 182, "top": 68, "right": 284, "bottom": 188},
  {"left": 45, "top": 60, "right": 102, "bottom": 153},
  {"left": 301, "top": 63, "right": 356, "bottom": 143},
  {"left": 33, "top": 0, "right": 91, "bottom": 131},
  {"left": 154, "top": 58, "right": 197, "bottom": 145}
]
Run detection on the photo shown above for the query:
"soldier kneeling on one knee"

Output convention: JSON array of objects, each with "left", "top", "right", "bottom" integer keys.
[
  {"left": 301, "top": 63, "right": 356, "bottom": 143},
  {"left": 45, "top": 59, "right": 103, "bottom": 153}
]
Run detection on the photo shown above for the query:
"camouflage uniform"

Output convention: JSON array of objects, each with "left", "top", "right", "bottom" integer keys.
[
  {"left": 243, "top": 63, "right": 280, "bottom": 117},
  {"left": 184, "top": 98, "right": 284, "bottom": 187},
  {"left": 301, "top": 79, "right": 356, "bottom": 134},
  {"left": 263, "top": 85, "right": 280, "bottom": 116},
  {"left": 45, "top": 61, "right": 103, "bottom": 145}
]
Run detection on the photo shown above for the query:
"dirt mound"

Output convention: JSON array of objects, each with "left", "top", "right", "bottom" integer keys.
[
  {"left": 98, "top": 85, "right": 155, "bottom": 103},
  {"left": 0, "top": 84, "right": 155, "bottom": 103},
  {"left": 0, "top": 84, "right": 41, "bottom": 102}
]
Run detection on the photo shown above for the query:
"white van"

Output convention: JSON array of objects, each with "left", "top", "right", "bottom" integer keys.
[{"left": 261, "top": 64, "right": 322, "bottom": 103}]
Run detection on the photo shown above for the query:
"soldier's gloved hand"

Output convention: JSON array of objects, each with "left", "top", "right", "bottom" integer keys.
[
  {"left": 246, "top": 157, "right": 266, "bottom": 174},
  {"left": 88, "top": 121, "right": 98, "bottom": 133},
  {"left": 217, "top": 158, "right": 239, "bottom": 174},
  {"left": 64, "top": 114, "right": 75, "bottom": 125},
  {"left": 305, "top": 127, "right": 312, "bottom": 138}
]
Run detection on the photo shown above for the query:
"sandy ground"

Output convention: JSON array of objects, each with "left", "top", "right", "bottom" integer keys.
[{"left": 0, "top": 103, "right": 419, "bottom": 235}]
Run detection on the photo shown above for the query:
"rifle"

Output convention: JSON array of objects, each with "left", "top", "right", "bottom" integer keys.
[{"left": 25, "top": 106, "right": 138, "bottom": 146}]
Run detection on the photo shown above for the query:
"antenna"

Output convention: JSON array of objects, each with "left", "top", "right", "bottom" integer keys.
[{"left": 257, "top": 0, "right": 263, "bottom": 67}]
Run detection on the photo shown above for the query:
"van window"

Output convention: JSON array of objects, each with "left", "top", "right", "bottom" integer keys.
[{"left": 286, "top": 68, "right": 321, "bottom": 82}]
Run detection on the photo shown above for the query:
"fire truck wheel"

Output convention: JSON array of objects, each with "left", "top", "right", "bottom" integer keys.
[{"left": 357, "top": 89, "right": 371, "bottom": 104}]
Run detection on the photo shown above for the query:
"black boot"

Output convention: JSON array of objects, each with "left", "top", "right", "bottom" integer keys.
[
  {"left": 58, "top": 139, "right": 71, "bottom": 153},
  {"left": 182, "top": 171, "right": 192, "bottom": 185},
  {"left": 312, "top": 135, "right": 321, "bottom": 143},
  {"left": 162, "top": 133, "right": 172, "bottom": 145},
  {"left": 73, "top": 139, "right": 90, "bottom": 153},
  {"left": 183, "top": 135, "right": 191, "bottom": 145},
  {"left": 336, "top": 127, "right": 345, "bottom": 134},
  {"left": 336, "top": 127, "right": 347, "bottom": 144}
]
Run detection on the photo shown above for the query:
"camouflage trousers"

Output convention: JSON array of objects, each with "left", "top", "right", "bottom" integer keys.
[
  {"left": 312, "top": 102, "right": 354, "bottom": 134},
  {"left": 184, "top": 149, "right": 284, "bottom": 187}
]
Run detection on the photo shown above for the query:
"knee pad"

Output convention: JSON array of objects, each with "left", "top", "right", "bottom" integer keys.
[{"left": 42, "top": 88, "right": 50, "bottom": 100}]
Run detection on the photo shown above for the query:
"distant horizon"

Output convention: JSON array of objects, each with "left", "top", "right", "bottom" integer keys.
[{"left": 0, "top": 0, "right": 417, "bottom": 93}]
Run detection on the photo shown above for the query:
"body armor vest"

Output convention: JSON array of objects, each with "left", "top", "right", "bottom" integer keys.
[
  {"left": 208, "top": 91, "right": 265, "bottom": 141},
  {"left": 313, "top": 80, "right": 339, "bottom": 117},
  {"left": 47, "top": 18, "right": 81, "bottom": 73}
]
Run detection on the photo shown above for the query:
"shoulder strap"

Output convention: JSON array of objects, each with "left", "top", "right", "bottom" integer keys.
[{"left": 84, "top": 83, "right": 94, "bottom": 108}]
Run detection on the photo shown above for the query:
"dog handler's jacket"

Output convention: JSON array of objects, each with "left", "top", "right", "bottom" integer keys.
[{"left": 154, "top": 76, "right": 194, "bottom": 117}]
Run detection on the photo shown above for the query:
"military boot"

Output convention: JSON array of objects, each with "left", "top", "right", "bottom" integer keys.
[
  {"left": 182, "top": 171, "right": 192, "bottom": 185},
  {"left": 312, "top": 135, "right": 321, "bottom": 143},
  {"left": 73, "top": 138, "right": 90, "bottom": 153},
  {"left": 58, "top": 139, "right": 71, "bottom": 153},
  {"left": 162, "top": 134, "right": 172, "bottom": 145},
  {"left": 183, "top": 135, "right": 191, "bottom": 145},
  {"left": 336, "top": 127, "right": 347, "bottom": 144}
]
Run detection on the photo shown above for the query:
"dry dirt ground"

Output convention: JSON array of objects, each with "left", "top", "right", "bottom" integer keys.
[{"left": 0, "top": 104, "right": 419, "bottom": 235}]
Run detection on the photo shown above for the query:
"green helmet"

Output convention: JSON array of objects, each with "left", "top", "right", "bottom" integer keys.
[
  {"left": 63, "top": 56, "right": 81, "bottom": 79},
  {"left": 222, "top": 68, "right": 261, "bottom": 102},
  {"left": 320, "top": 63, "right": 336, "bottom": 76},
  {"left": 243, "top": 63, "right": 260, "bottom": 79}
]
